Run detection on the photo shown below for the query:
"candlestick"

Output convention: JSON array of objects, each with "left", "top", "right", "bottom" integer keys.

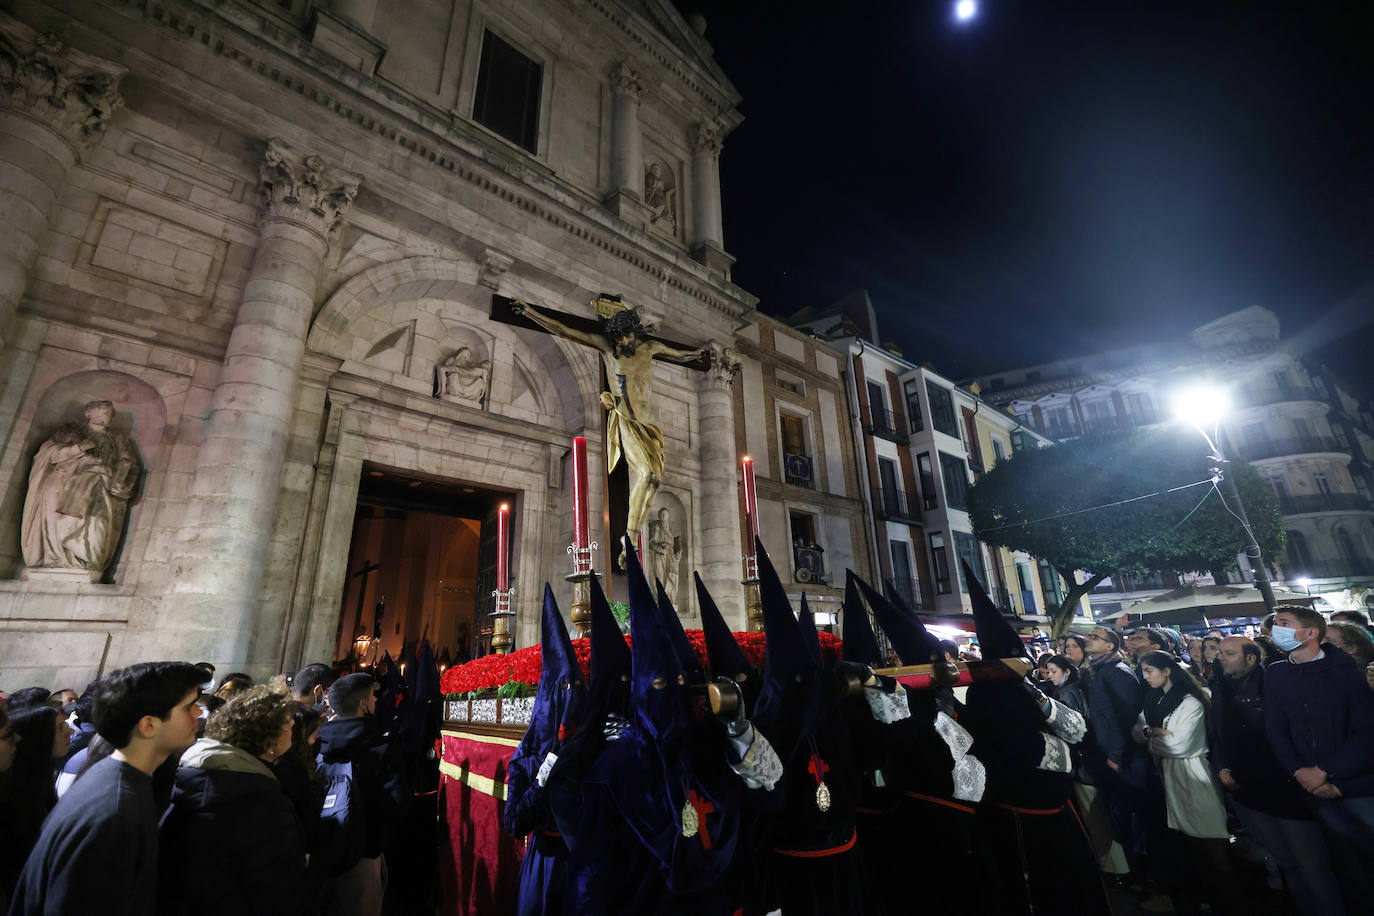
[
  {"left": 496, "top": 502, "right": 509, "bottom": 592},
  {"left": 492, "top": 503, "right": 514, "bottom": 654},
  {"left": 572, "top": 436, "right": 589, "bottom": 549}
]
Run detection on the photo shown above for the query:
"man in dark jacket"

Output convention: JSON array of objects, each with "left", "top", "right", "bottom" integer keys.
[
  {"left": 1082, "top": 626, "right": 1149, "bottom": 873},
  {"left": 317, "top": 673, "right": 411, "bottom": 916},
  {"left": 1214, "top": 637, "right": 1344, "bottom": 914},
  {"left": 8, "top": 661, "right": 206, "bottom": 916},
  {"left": 1265, "top": 606, "right": 1374, "bottom": 909}
]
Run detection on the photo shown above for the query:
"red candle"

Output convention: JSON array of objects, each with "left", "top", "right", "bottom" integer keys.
[
  {"left": 741, "top": 456, "right": 759, "bottom": 555},
  {"left": 572, "top": 437, "right": 589, "bottom": 548},
  {"left": 496, "top": 503, "right": 510, "bottom": 592}
]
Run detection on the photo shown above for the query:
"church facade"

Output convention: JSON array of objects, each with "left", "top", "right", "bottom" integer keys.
[{"left": 0, "top": 0, "right": 758, "bottom": 688}]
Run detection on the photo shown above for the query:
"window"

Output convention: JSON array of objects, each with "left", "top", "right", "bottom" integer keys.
[
  {"left": 952, "top": 531, "right": 983, "bottom": 594},
  {"left": 926, "top": 381, "right": 958, "bottom": 437},
  {"left": 1336, "top": 528, "right": 1359, "bottom": 565},
  {"left": 890, "top": 541, "right": 917, "bottom": 607},
  {"left": 1294, "top": 417, "right": 1312, "bottom": 439},
  {"left": 929, "top": 533, "right": 951, "bottom": 594},
  {"left": 939, "top": 452, "right": 969, "bottom": 511},
  {"left": 867, "top": 380, "right": 893, "bottom": 434},
  {"left": 1125, "top": 392, "right": 1156, "bottom": 424},
  {"left": 1038, "top": 559, "right": 1065, "bottom": 606},
  {"left": 780, "top": 413, "right": 808, "bottom": 456},
  {"left": 878, "top": 457, "right": 901, "bottom": 516},
  {"left": 991, "top": 438, "right": 1005, "bottom": 462},
  {"left": 1314, "top": 471, "right": 1331, "bottom": 495},
  {"left": 789, "top": 511, "right": 817, "bottom": 547},
  {"left": 1269, "top": 475, "right": 1289, "bottom": 498},
  {"left": 904, "top": 380, "right": 924, "bottom": 432},
  {"left": 473, "top": 31, "right": 542, "bottom": 153},
  {"left": 917, "top": 453, "right": 937, "bottom": 510},
  {"left": 775, "top": 371, "right": 803, "bottom": 395},
  {"left": 1285, "top": 530, "right": 1313, "bottom": 572}
]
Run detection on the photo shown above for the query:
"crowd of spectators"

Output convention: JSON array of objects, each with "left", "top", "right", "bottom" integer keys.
[
  {"left": 1033, "top": 605, "right": 1374, "bottom": 914},
  {"left": 0, "top": 659, "right": 413, "bottom": 916}
]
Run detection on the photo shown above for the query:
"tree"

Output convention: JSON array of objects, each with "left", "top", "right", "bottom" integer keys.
[{"left": 967, "top": 428, "right": 1285, "bottom": 636}]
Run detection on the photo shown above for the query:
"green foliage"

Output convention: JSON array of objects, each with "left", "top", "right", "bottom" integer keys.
[
  {"left": 609, "top": 600, "right": 631, "bottom": 633},
  {"left": 968, "top": 428, "right": 1285, "bottom": 580},
  {"left": 496, "top": 679, "right": 532, "bottom": 700}
]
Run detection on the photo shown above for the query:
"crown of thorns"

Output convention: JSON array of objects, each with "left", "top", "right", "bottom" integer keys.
[{"left": 601, "top": 306, "right": 646, "bottom": 340}]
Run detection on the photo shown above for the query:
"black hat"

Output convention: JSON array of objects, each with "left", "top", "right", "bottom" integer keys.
[
  {"left": 963, "top": 561, "right": 1026, "bottom": 661},
  {"left": 521, "top": 584, "right": 586, "bottom": 752},
  {"left": 855, "top": 574, "right": 943, "bottom": 665},
  {"left": 842, "top": 571, "right": 883, "bottom": 667},
  {"left": 798, "top": 593, "right": 824, "bottom": 668},
  {"left": 753, "top": 537, "right": 814, "bottom": 730},
  {"left": 626, "top": 536, "right": 686, "bottom": 745},
  {"left": 694, "top": 571, "right": 752, "bottom": 683},
  {"left": 657, "top": 578, "right": 706, "bottom": 686}
]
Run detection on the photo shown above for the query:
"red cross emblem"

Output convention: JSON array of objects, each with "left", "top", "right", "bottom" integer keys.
[
  {"left": 808, "top": 751, "right": 830, "bottom": 785},
  {"left": 686, "top": 789, "right": 715, "bottom": 849}
]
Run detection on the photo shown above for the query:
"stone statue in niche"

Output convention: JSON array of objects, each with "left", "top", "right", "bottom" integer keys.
[
  {"left": 21, "top": 400, "right": 142, "bottom": 576},
  {"left": 647, "top": 506, "right": 684, "bottom": 600},
  {"left": 644, "top": 162, "right": 677, "bottom": 231},
  {"left": 435, "top": 347, "right": 490, "bottom": 408}
]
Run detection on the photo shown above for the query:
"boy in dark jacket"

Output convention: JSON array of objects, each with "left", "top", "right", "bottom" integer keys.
[
  {"left": 8, "top": 662, "right": 205, "bottom": 916},
  {"left": 316, "top": 673, "right": 410, "bottom": 916}
]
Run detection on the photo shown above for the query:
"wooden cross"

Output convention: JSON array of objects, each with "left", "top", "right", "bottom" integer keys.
[
  {"left": 808, "top": 751, "right": 830, "bottom": 785},
  {"left": 686, "top": 789, "right": 715, "bottom": 849},
  {"left": 349, "top": 560, "right": 381, "bottom": 645}
]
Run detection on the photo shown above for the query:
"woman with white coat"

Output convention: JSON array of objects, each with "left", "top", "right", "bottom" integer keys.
[{"left": 1133, "top": 650, "right": 1237, "bottom": 914}]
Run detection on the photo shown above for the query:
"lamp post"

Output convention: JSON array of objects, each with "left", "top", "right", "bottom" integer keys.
[{"left": 1172, "top": 385, "right": 1277, "bottom": 616}]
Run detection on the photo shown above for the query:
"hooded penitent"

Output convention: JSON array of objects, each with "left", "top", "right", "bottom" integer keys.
[
  {"left": 574, "top": 537, "right": 741, "bottom": 914},
  {"left": 657, "top": 579, "right": 707, "bottom": 688},
  {"left": 842, "top": 572, "right": 883, "bottom": 668},
  {"left": 694, "top": 571, "right": 754, "bottom": 691},
  {"left": 751, "top": 540, "right": 874, "bottom": 915}
]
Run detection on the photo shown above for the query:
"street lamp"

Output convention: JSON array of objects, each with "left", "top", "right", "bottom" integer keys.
[
  {"left": 1172, "top": 384, "right": 1277, "bottom": 615},
  {"left": 1296, "top": 577, "right": 1312, "bottom": 597}
]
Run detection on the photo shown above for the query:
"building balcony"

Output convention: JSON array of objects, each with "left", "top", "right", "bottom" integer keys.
[
  {"left": 877, "top": 487, "right": 923, "bottom": 524},
  {"left": 866, "top": 405, "right": 909, "bottom": 444},
  {"left": 1278, "top": 492, "right": 1373, "bottom": 515},
  {"left": 1285, "top": 559, "right": 1374, "bottom": 580},
  {"left": 783, "top": 453, "right": 814, "bottom": 488},
  {"left": 1238, "top": 436, "right": 1343, "bottom": 461},
  {"left": 1081, "top": 416, "right": 1127, "bottom": 435},
  {"left": 888, "top": 576, "right": 923, "bottom": 610},
  {"left": 1236, "top": 385, "right": 1322, "bottom": 408},
  {"left": 991, "top": 585, "right": 1017, "bottom": 615}
]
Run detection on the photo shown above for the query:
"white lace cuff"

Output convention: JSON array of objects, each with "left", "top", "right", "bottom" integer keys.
[
  {"left": 730, "top": 727, "right": 783, "bottom": 792},
  {"left": 1043, "top": 697, "right": 1086, "bottom": 745},
  {"left": 1038, "top": 734, "right": 1072, "bottom": 773},
  {"left": 936, "top": 711, "right": 986, "bottom": 803},
  {"left": 864, "top": 685, "right": 911, "bottom": 724}
]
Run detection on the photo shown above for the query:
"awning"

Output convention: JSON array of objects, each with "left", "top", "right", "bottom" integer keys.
[{"left": 1098, "top": 583, "right": 1314, "bottom": 625}]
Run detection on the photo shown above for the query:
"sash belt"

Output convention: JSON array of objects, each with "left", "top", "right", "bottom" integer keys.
[
  {"left": 774, "top": 828, "right": 857, "bottom": 858},
  {"left": 903, "top": 791, "right": 976, "bottom": 814}
]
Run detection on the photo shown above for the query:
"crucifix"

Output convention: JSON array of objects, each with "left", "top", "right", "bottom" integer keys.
[{"left": 492, "top": 294, "right": 711, "bottom": 574}]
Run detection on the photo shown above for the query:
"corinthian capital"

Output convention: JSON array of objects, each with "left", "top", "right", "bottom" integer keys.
[
  {"left": 258, "top": 138, "right": 362, "bottom": 238},
  {"left": 689, "top": 121, "right": 722, "bottom": 157},
  {"left": 702, "top": 340, "right": 741, "bottom": 391},
  {"left": 0, "top": 26, "right": 125, "bottom": 158},
  {"left": 609, "top": 61, "right": 643, "bottom": 101}
]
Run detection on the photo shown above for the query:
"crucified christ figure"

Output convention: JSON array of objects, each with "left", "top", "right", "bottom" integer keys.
[{"left": 512, "top": 296, "right": 705, "bottom": 568}]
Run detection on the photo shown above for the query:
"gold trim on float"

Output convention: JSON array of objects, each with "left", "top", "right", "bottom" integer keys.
[
  {"left": 439, "top": 759, "right": 508, "bottom": 801},
  {"left": 441, "top": 729, "right": 522, "bottom": 748}
]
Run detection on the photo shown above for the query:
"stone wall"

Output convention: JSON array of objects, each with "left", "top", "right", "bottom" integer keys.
[{"left": 0, "top": 0, "right": 755, "bottom": 689}]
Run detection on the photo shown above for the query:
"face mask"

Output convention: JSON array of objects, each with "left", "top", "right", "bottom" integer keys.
[{"left": 1271, "top": 625, "right": 1303, "bottom": 652}]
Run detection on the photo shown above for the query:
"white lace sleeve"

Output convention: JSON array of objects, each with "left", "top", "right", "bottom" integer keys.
[
  {"left": 935, "top": 711, "right": 986, "bottom": 803},
  {"left": 1038, "top": 734, "right": 1073, "bottom": 773},
  {"left": 1043, "top": 696, "right": 1087, "bottom": 745},
  {"left": 729, "top": 726, "right": 783, "bottom": 792},
  {"left": 864, "top": 685, "right": 911, "bottom": 724}
]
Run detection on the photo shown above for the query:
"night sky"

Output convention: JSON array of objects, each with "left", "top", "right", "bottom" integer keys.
[{"left": 681, "top": 1, "right": 1374, "bottom": 396}]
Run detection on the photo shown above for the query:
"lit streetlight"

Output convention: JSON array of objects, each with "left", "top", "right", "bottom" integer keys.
[
  {"left": 1172, "top": 384, "right": 1277, "bottom": 615},
  {"left": 954, "top": 0, "right": 978, "bottom": 23}
]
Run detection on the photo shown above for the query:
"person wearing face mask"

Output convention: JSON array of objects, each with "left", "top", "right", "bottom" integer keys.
[
  {"left": 1213, "top": 637, "right": 1345, "bottom": 915},
  {"left": 1264, "top": 604, "right": 1374, "bottom": 911}
]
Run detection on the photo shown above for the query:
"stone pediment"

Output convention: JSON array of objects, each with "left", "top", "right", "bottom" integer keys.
[{"left": 616, "top": 0, "right": 743, "bottom": 119}]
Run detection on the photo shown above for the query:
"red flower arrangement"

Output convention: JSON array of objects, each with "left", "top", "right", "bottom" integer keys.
[{"left": 439, "top": 630, "right": 843, "bottom": 696}]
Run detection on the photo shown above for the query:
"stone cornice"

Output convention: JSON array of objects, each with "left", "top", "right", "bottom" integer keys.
[
  {"left": 76, "top": 0, "right": 756, "bottom": 324},
  {"left": 0, "top": 13, "right": 125, "bottom": 158},
  {"left": 258, "top": 138, "right": 361, "bottom": 238}
]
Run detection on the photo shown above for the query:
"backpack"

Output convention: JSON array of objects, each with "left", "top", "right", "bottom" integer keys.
[{"left": 314, "top": 758, "right": 368, "bottom": 875}]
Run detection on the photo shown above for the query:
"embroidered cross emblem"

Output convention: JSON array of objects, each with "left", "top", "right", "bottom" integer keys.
[
  {"left": 686, "top": 789, "right": 715, "bottom": 849},
  {"left": 808, "top": 751, "right": 830, "bottom": 784}
]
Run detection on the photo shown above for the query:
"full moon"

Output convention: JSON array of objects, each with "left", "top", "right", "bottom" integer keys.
[{"left": 955, "top": 0, "right": 977, "bottom": 22}]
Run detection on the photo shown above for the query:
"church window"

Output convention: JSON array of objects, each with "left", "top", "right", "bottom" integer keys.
[{"left": 473, "top": 31, "right": 542, "bottom": 153}]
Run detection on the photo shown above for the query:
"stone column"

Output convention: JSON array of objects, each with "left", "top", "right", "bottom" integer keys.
[
  {"left": 696, "top": 342, "right": 745, "bottom": 623},
  {"left": 0, "top": 24, "right": 124, "bottom": 349},
  {"left": 689, "top": 122, "right": 732, "bottom": 273},
  {"left": 169, "top": 139, "right": 360, "bottom": 670},
  {"left": 604, "top": 62, "right": 648, "bottom": 223}
]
